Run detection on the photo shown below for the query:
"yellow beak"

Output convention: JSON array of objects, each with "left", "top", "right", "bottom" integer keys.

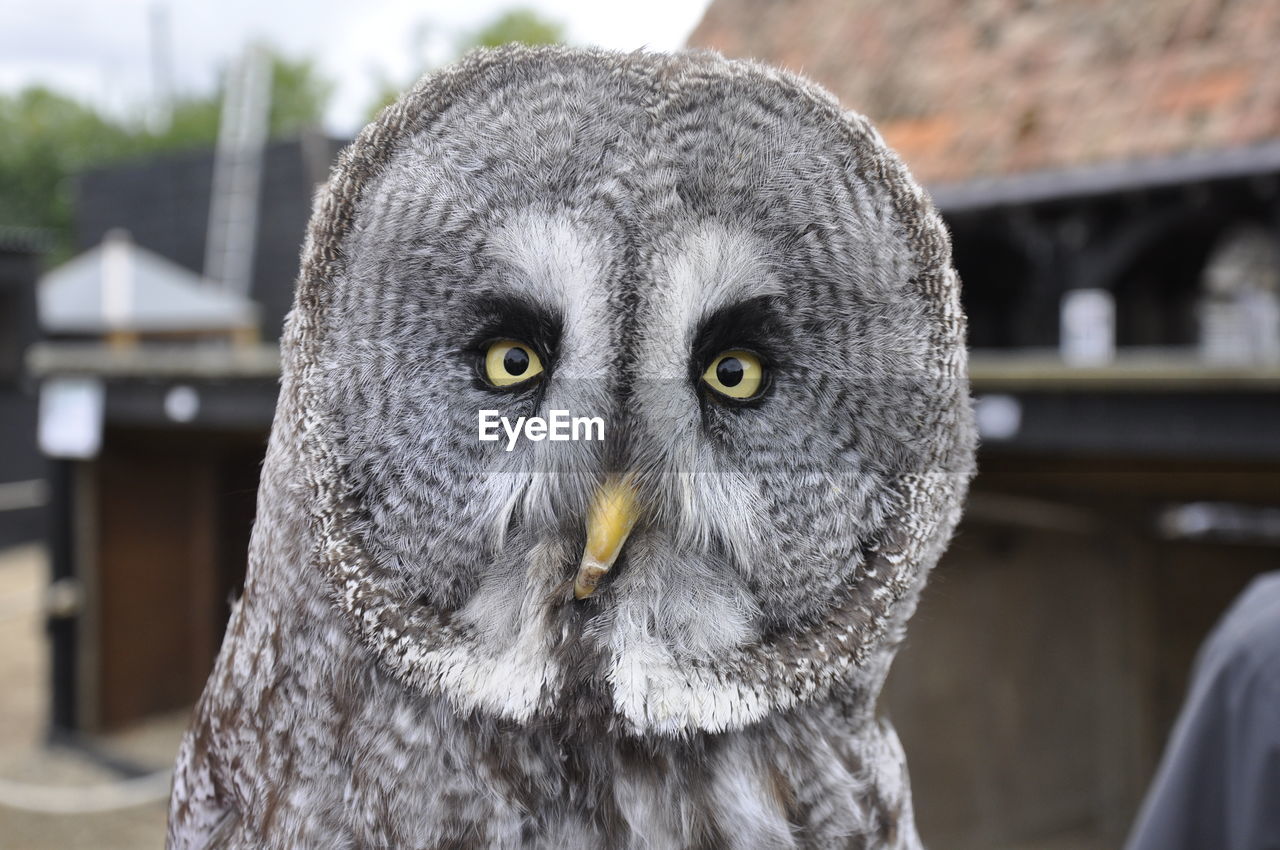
[{"left": 574, "top": 474, "right": 640, "bottom": 599}]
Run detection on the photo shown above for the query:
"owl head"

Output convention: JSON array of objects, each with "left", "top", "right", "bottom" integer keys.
[{"left": 289, "top": 47, "right": 974, "bottom": 736}]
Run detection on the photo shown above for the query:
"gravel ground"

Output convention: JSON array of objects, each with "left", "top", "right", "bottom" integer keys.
[{"left": 0, "top": 544, "right": 182, "bottom": 850}]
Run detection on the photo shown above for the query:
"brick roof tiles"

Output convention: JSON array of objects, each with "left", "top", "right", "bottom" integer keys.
[{"left": 687, "top": 0, "right": 1280, "bottom": 183}]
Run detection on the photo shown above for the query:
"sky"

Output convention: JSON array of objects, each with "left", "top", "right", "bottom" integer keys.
[{"left": 0, "top": 0, "right": 712, "bottom": 134}]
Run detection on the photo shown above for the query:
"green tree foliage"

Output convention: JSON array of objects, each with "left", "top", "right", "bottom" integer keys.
[
  {"left": 366, "top": 7, "right": 565, "bottom": 119},
  {"left": 0, "top": 88, "right": 135, "bottom": 258},
  {"left": 0, "top": 48, "right": 332, "bottom": 259},
  {"left": 463, "top": 8, "right": 566, "bottom": 50},
  {"left": 262, "top": 54, "right": 335, "bottom": 139}
]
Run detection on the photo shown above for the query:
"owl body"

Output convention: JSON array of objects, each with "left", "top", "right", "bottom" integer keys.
[
  {"left": 175, "top": 542, "right": 915, "bottom": 847},
  {"left": 170, "top": 47, "right": 973, "bottom": 849}
]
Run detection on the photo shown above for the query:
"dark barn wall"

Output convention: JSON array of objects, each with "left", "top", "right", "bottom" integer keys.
[
  {"left": 887, "top": 455, "right": 1280, "bottom": 850},
  {"left": 73, "top": 136, "right": 345, "bottom": 341},
  {"left": 0, "top": 239, "right": 47, "bottom": 547},
  {"left": 896, "top": 166, "right": 1280, "bottom": 848}
]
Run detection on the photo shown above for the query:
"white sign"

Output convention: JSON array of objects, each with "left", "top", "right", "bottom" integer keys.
[{"left": 38, "top": 377, "right": 105, "bottom": 459}]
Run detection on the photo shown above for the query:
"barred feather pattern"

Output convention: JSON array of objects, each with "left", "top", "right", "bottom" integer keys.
[{"left": 169, "top": 46, "right": 975, "bottom": 849}]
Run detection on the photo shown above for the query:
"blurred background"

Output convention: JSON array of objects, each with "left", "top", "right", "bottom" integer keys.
[{"left": 1, "top": 1, "right": 1278, "bottom": 847}]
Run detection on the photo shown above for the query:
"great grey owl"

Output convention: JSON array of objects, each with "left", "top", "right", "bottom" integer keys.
[{"left": 168, "top": 46, "right": 975, "bottom": 849}]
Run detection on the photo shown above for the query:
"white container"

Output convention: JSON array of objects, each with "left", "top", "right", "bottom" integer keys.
[{"left": 1060, "top": 288, "right": 1115, "bottom": 366}]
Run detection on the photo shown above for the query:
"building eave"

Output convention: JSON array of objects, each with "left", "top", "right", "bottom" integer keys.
[{"left": 929, "top": 140, "right": 1280, "bottom": 214}]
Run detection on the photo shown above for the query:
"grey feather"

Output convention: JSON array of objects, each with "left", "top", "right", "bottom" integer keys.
[{"left": 168, "top": 45, "right": 975, "bottom": 850}]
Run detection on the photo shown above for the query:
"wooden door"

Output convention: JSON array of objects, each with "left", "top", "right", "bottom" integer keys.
[{"left": 86, "top": 428, "right": 259, "bottom": 730}]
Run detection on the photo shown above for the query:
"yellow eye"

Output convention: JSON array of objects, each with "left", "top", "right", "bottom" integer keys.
[
  {"left": 701, "top": 349, "right": 765, "bottom": 400},
  {"left": 483, "top": 339, "right": 544, "bottom": 387}
]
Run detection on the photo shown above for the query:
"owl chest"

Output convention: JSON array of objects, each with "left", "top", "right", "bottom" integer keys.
[
  {"left": 294, "top": 707, "right": 743, "bottom": 846},
  {"left": 296, "top": 709, "right": 893, "bottom": 849}
]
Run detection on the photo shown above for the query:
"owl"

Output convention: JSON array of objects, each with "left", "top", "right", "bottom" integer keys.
[{"left": 168, "top": 46, "right": 975, "bottom": 849}]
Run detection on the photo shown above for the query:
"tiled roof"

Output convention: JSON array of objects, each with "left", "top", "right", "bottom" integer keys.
[{"left": 687, "top": 0, "right": 1280, "bottom": 184}]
